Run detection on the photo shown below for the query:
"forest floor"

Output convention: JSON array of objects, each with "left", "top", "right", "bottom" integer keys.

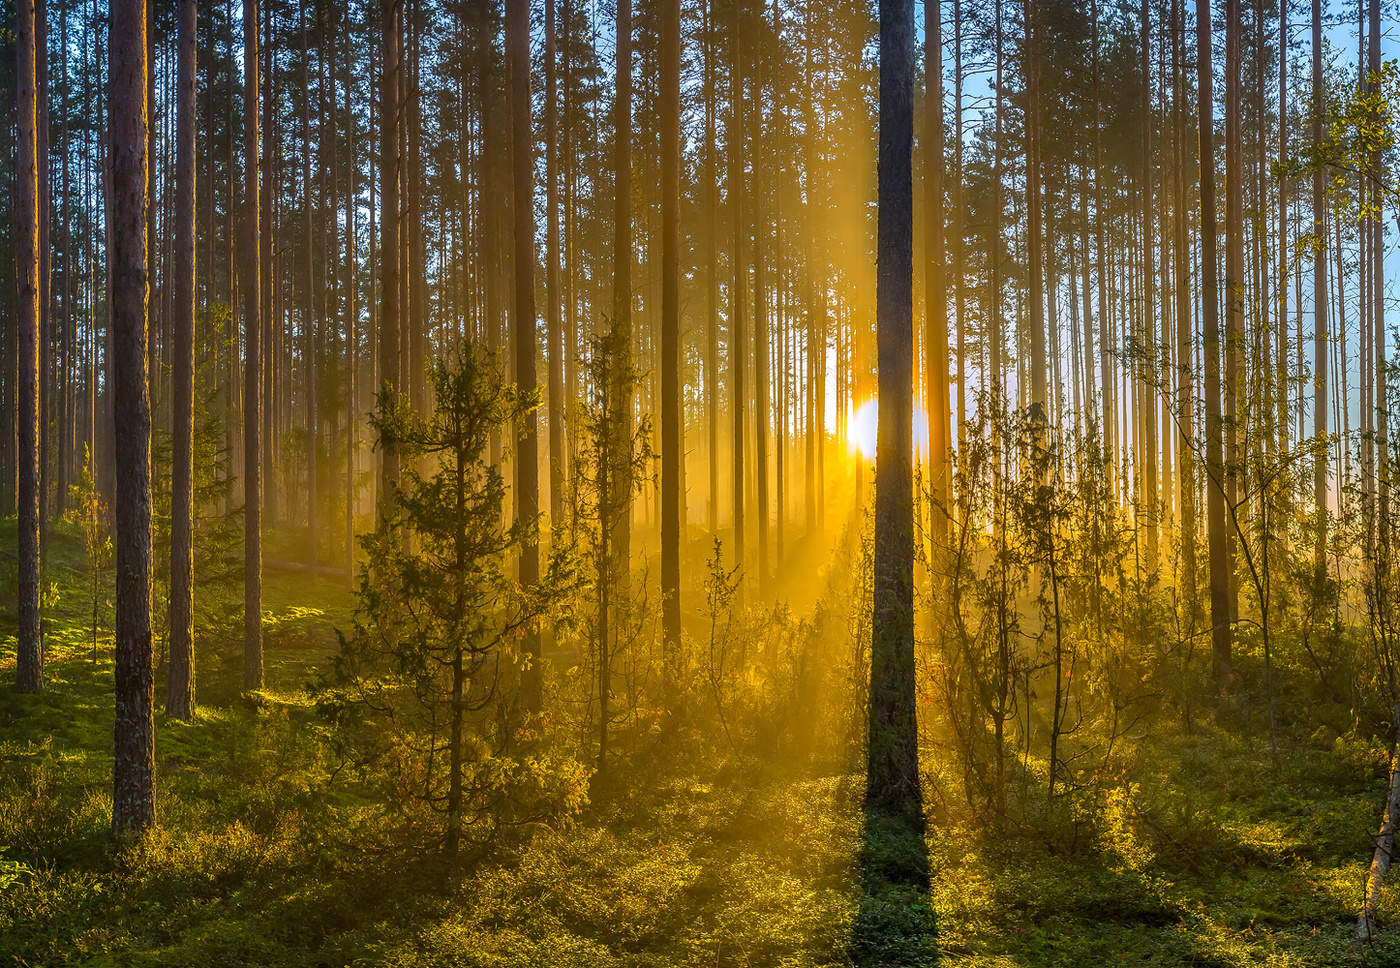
[{"left": 3, "top": 518, "right": 1400, "bottom": 966}]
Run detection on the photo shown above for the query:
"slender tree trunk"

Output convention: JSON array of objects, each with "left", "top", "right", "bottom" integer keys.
[
  {"left": 729, "top": 2, "right": 745, "bottom": 573},
  {"left": 1025, "top": 0, "right": 1045, "bottom": 420},
  {"left": 300, "top": 2, "right": 319, "bottom": 566},
  {"left": 1198, "top": 0, "right": 1231, "bottom": 685},
  {"left": 111, "top": 0, "right": 155, "bottom": 834},
  {"left": 1225, "top": 0, "right": 1244, "bottom": 621},
  {"left": 1370, "top": 0, "right": 1386, "bottom": 539},
  {"left": 660, "top": 0, "right": 682, "bottom": 656},
  {"left": 16, "top": 0, "right": 44, "bottom": 695},
  {"left": 990, "top": 0, "right": 1004, "bottom": 397},
  {"left": 925, "top": 0, "right": 949, "bottom": 547},
  {"left": 705, "top": 0, "right": 719, "bottom": 537},
  {"left": 242, "top": 0, "right": 264, "bottom": 690},
  {"left": 546, "top": 0, "right": 565, "bottom": 522},
  {"left": 508, "top": 0, "right": 542, "bottom": 714},
  {"left": 167, "top": 0, "right": 197, "bottom": 721},
  {"left": 1141, "top": 0, "right": 1158, "bottom": 557},
  {"left": 613, "top": 0, "right": 633, "bottom": 589},
  {"left": 1310, "top": 0, "right": 1327, "bottom": 578},
  {"left": 379, "top": 0, "right": 400, "bottom": 525},
  {"left": 1277, "top": 0, "right": 1289, "bottom": 481},
  {"left": 1173, "top": 0, "right": 1196, "bottom": 603}
]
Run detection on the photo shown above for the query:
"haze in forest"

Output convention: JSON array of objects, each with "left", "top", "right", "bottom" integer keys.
[{"left": 7, "top": 0, "right": 1400, "bottom": 965}]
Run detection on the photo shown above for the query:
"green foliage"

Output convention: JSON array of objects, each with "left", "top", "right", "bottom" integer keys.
[{"left": 317, "top": 352, "right": 586, "bottom": 857}]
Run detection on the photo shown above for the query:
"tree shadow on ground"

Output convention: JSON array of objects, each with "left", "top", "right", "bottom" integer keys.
[{"left": 849, "top": 807, "right": 938, "bottom": 967}]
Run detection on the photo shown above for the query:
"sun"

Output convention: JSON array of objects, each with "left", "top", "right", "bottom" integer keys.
[
  {"left": 850, "top": 398, "right": 879, "bottom": 460},
  {"left": 847, "top": 397, "right": 931, "bottom": 461}
]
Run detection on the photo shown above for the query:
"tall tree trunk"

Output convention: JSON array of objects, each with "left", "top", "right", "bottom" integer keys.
[
  {"left": 1173, "top": 0, "right": 1196, "bottom": 605},
  {"left": 302, "top": 1, "right": 319, "bottom": 565},
  {"left": 729, "top": 1, "right": 745, "bottom": 573},
  {"left": 546, "top": 0, "right": 565, "bottom": 522},
  {"left": 613, "top": 0, "right": 633, "bottom": 589},
  {"left": 379, "top": 0, "right": 401, "bottom": 524},
  {"left": 16, "top": 0, "right": 43, "bottom": 695},
  {"left": 705, "top": 0, "right": 720, "bottom": 537},
  {"left": 1277, "top": 0, "right": 1289, "bottom": 484},
  {"left": 1198, "top": 0, "right": 1231, "bottom": 685},
  {"left": 508, "top": 0, "right": 541, "bottom": 714},
  {"left": 925, "top": 0, "right": 949, "bottom": 546},
  {"left": 1224, "top": 0, "right": 1244, "bottom": 621},
  {"left": 867, "top": 0, "right": 923, "bottom": 832},
  {"left": 167, "top": 0, "right": 197, "bottom": 721},
  {"left": 1141, "top": 0, "right": 1158, "bottom": 557},
  {"left": 660, "top": 0, "right": 682, "bottom": 656},
  {"left": 111, "top": 0, "right": 155, "bottom": 834},
  {"left": 1370, "top": 0, "right": 1386, "bottom": 540},
  {"left": 1311, "top": 0, "right": 1327, "bottom": 578},
  {"left": 242, "top": 0, "right": 264, "bottom": 690},
  {"left": 1025, "top": 0, "right": 1045, "bottom": 420},
  {"left": 37, "top": 0, "right": 50, "bottom": 533},
  {"left": 990, "top": 0, "right": 1004, "bottom": 397}
]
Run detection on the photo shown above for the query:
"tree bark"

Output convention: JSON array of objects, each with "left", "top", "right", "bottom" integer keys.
[
  {"left": 1224, "top": 0, "right": 1244, "bottom": 619},
  {"left": 660, "top": 0, "right": 682, "bottom": 656},
  {"left": 508, "top": 0, "right": 541, "bottom": 714},
  {"left": 867, "top": 0, "right": 922, "bottom": 830},
  {"left": 16, "top": 0, "right": 44, "bottom": 695},
  {"left": 111, "top": 0, "right": 155, "bottom": 834},
  {"left": 925, "top": 0, "right": 949, "bottom": 547},
  {"left": 729, "top": 0, "right": 746, "bottom": 575},
  {"left": 546, "top": 0, "right": 565, "bottom": 523},
  {"left": 1310, "top": 0, "right": 1327, "bottom": 578},
  {"left": 379, "top": 0, "right": 401, "bottom": 525},
  {"left": 1197, "top": 0, "right": 1231, "bottom": 685},
  {"left": 167, "top": 0, "right": 197, "bottom": 721},
  {"left": 242, "top": 0, "right": 264, "bottom": 690},
  {"left": 613, "top": 0, "right": 633, "bottom": 590}
]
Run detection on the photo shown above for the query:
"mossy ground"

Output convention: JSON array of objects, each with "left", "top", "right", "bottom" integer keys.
[{"left": 2, "top": 519, "right": 1400, "bottom": 966}]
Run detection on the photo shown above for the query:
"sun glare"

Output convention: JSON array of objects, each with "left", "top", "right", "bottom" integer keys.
[
  {"left": 850, "top": 399, "right": 879, "bottom": 459},
  {"left": 847, "top": 398, "right": 930, "bottom": 461}
]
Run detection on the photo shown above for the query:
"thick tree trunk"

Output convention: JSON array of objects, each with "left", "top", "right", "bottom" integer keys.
[
  {"left": 867, "top": 0, "right": 922, "bottom": 831},
  {"left": 16, "top": 0, "right": 44, "bottom": 695},
  {"left": 167, "top": 0, "right": 197, "bottom": 721},
  {"left": 111, "top": 0, "right": 155, "bottom": 835}
]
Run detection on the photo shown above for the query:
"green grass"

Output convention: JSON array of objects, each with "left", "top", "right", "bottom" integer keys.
[{"left": 3, "top": 519, "right": 1400, "bottom": 965}]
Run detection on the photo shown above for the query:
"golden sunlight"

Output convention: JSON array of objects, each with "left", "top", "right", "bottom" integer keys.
[{"left": 847, "top": 397, "right": 929, "bottom": 460}]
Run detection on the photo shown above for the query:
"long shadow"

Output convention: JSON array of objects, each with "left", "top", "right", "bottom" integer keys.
[{"left": 849, "top": 805, "right": 938, "bottom": 967}]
